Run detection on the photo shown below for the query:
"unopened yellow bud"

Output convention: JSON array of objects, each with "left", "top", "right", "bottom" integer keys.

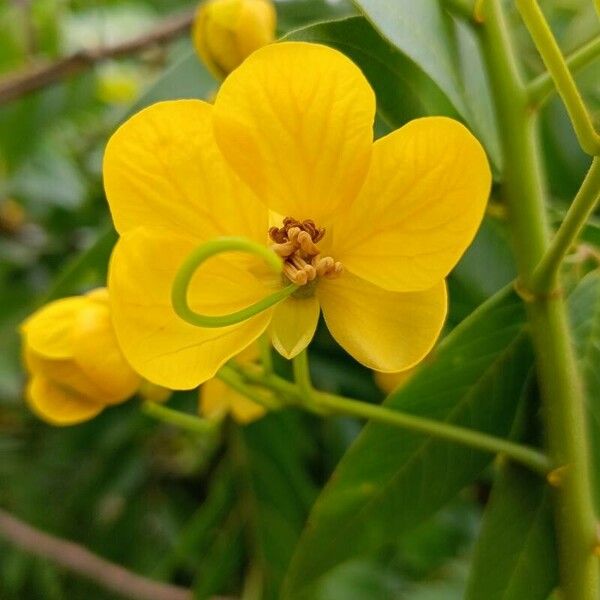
[
  {"left": 192, "top": 0, "right": 276, "bottom": 79},
  {"left": 20, "top": 288, "right": 141, "bottom": 426}
]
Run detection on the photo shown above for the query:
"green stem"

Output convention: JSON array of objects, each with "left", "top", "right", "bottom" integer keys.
[
  {"left": 480, "top": 2, "right": 599, "bottom": 598},
  {"left": 217, "top": 365, "right": 283, "bottom": 411},
  {"left": 516, "top": 0, "right": 600, "bottom": 155},
  {"left": 233, "top": 365, "right": 551, "bottom": 476},
  {"left": 141, "top": 400, "right": 219, "bottom": 434},
  {"left": 292, "top": 350, "right": 313, "bottom": 398},
  {"left": 171, "top": 236, "right": 297, "bottom": 328},
  {"left": 315, "top": 392, "right": 551, "bottom": 476},
  {"left": 529, "top": 34, "right": 600, "bottom": 106},
  {"left": 532, "top": 157, "right": 600, "bottom": 292}
]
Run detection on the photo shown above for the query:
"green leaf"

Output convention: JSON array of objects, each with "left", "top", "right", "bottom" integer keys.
[
  {"left": 285, "top": 16, "right": 456, "bottom": 129},
  {"left": 127, "top": 48, "right": 216, "bottom": 116},
  {"left": 283, "top": 287, "right": 533, "bottom": 599},
  {"left": 452, "top": 17, "right": 502, "bottom": 172},
  {"left": 465, "top": 462, "right": 557, "bottom": 600},
  {"left": 569, "top": 270, "right": 600, "bottom": 511},
  {"left": 353, "top": 0, "right": 466, "bottom": 115}
]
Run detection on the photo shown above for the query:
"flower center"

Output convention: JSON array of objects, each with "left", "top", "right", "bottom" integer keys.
[{"left": 269, "top": 217, "right": 343, "bottom": 286}]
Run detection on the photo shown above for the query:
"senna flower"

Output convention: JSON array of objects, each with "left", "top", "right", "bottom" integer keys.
[
  {"left": 192, "top": 0, "right": 276, "bottom": 80},
  {"left": 104, "top": 42, "right": 491, "bottom": 390},
  {"left": 21, "top": 289, "right": 141, "bottom": 425},
  {"left": 199, "top": 343, "right": 266, "bottom": 424}
]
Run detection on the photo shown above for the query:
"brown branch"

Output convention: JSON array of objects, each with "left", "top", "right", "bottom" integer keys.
[
  {"left": 0, "top": 508, "right": 234, "bottom": 600},
  {"left": 0, "top": 10, "right": 194, "bottom": 105}
]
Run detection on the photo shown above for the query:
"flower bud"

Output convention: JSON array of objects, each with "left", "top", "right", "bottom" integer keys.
[
  {"left": 20, "top": 288, "right": 141, "bottom": 426},
  {"left": 199, "top": 343, "right": 266, "bottom": 424},
  {"left": 192, "top": 0, "right": 276, "bottom": 79}
]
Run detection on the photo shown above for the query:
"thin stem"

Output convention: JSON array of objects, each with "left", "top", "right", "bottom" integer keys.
[
  {"left": 217, "top": 365, "right": 283, "bottom": 411},
  {"left": 0, "top": 508, "right": 193, "bottom": 600},
  {"left": 171, "top": 237, "right": 297, "bottom": 328},
  {"left": 480, "top": 1, "right": 599, "bottom": 598},
  {"left": 292, "top": 350, "right": 313, "bottom": 398},
  {"left": 232, "top": 365, "right": 551, "bottom": 476},
  {"left": 532, "top": 158, "right": 600, "bottom": 292},
  {"left": 529, "top": 34, "right": 600, "bottom": 106},
  {"left": 141, "top": 401, "right": 219, "bottom": 434},
  {"left": 0, "top": 10, "right": 194, "bottom": 105},
  {"left": 516, "top": 0, "right": 600, "bottom": 155},
  {"left": 315, "top": 393, "right": 551, "bottom": 476}
]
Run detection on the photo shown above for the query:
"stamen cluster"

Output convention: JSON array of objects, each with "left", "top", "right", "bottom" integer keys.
[{"left": 269, "top": 217, "right": 343, "bottom": 285}]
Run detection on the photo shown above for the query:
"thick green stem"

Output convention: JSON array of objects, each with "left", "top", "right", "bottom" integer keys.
[
  {"left": 232, "top": 365, "right": 551, "bottom": 476},
  {"left": 480, "top": 2, "right": 599, "bottom": 598},
  {"left": 516, "top": 0, "right": 600, "bottom": 155},
  {"left": 529, "top": 34, "right": 600, "bottom": 106},
  {"left": 532, "top": 158, "right": 600, "bottom": 291}
]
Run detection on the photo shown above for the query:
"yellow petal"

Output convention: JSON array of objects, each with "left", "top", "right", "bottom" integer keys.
[
  {"left": 317, "top": 273, "right": 447, "bottom": 372},
  {"left": 21, "top": 297, "right": 87, "bottom": 359},
  {"left": 109, "top": 228, "right": 273, "bottom": 390},
  {"left": 200, "top": 377, "right": 266, "bottom": 424},
  {"left": 72, "top": 298, "right": 141, "bottom": 404},
  {"left": 270, "top": 295, "right": 319, "bottom": 359},
  {"left": 26, "top": 374, "right": 105, "bottom": 426},
  {"left": 332, "top": 117, "right": 491, "bottom": 292},
  {"left": 103, "top": 99, "right": 267, "bottom": 242},
  {"left": 213, "top": 42, "right": 375, "bottom": 222},
  {"left": 24, "top": 348, "right": 118, "bottom": 403}
]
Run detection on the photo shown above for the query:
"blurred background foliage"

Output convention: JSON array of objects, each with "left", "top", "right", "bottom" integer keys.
[{"left": 0, "top": 0, "right": 598, "bottom": 598}]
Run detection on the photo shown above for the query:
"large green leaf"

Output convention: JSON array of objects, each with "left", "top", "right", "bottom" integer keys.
[
  {"left": 465, "top": 462, "right": 557, "bottom": 600},
  {"left": 350, "top": 2, "right": 501, "bottom": 169},
  {"left": 569, "top": 270, "right": 600, "bottom": 511},
  {"left": 353, "top": 0, "right": 466, "bottom": 114},
  {"left": 285, "top": 16, "right": 456, "bottom": 129},
  {"left": 283, "top": 287, "right": 533, "bottom": 599}
]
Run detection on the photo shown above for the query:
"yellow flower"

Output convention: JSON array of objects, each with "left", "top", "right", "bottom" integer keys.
[
  {"left": 21, "top": 288, "right": 141, "bottom": 426},
  {"left": 192, "top": 0, "right": 276, "bottom": 79},
  {"left": 199, "top": 343, "right": 266, "bottom": 424},
  {"left": 104, "top": 42, "right": 491, "bottom": 391}
]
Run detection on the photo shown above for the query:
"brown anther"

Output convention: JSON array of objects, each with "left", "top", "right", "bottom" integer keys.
[
  {"left": 284, "top": 263, "right": 308, "bottom": 285},
  {"left": 297, "top": 231, "right": 320, "bottom": 256},
  {"left": 271, "top": 241, "right": 296, "bottom": 258},
  {"left": 270, "top": 216, "right": 340, "bottom": 286}
]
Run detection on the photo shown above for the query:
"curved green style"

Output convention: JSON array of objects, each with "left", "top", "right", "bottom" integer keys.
[{"left": 171, "top": 236, "right": 298, "bottom": 328}]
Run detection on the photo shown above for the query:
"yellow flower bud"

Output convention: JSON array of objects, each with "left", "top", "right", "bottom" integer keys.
[
  {"left": 20, "top": 288, "right": 141, "bottom": 426},
  {"left": 192, "top": 0, "right": 276, "bottom": 79},
  {"left": 198, "top": 342, "right": 267, "bottom": 424}
]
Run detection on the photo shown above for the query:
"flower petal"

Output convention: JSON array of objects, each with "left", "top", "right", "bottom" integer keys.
[
  {"left": 26, "top": 375, "right": 105, "bottom": 426},
  {"left": 213, "top": 42, "right": 375, "bottom": 222},
  {"left": 270, "top": 295, "right": 319, "bottom": 359},
  {"left": 25, "top": 348, "right": 118, "bottom": 403},
  {"left": 103, "top": 99, "right": 267, "bottom": 241},
  {"left": 200, "top": 377, "right": 266, "bottom": 424},
  {"left": 72, "top": 298, "right": 141, "bottom": 403},
  {"left": 332, "top": 117, "right": 491, "bottom": 292},
  {"left": 21, "top": 297, "right": 87, "bottom": 359},
  {"left": 317, "top": 273, "right": 447, "bottom": 372},
  {"left": 109, "top": 228, "right": 273, "bottom": 389}
]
